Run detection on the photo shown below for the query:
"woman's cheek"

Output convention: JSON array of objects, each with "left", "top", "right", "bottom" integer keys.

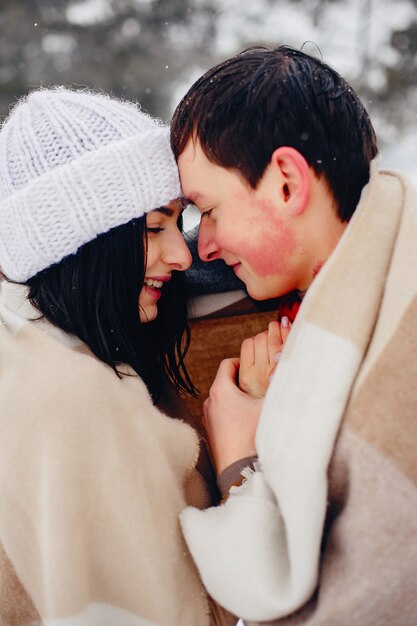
[{"left": 145, "top": 240, "right": 157, "bottom": 272}]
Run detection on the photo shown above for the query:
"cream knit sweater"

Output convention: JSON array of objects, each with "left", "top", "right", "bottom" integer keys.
[{"left": 0, "top": 283, "right": 235, "bottom": 626}]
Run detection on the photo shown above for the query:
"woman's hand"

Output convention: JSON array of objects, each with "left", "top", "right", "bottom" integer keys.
[{"left": 238, "top": 317, "right": 291, "bottom": 399}]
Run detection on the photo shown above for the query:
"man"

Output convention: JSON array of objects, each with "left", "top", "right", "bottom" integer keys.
[{"left": 171, "top": 46, "right": 417, "bottom": 625}]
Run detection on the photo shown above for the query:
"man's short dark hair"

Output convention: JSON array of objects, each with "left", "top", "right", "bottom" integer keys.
[{"left": 171, "top": 45, "right": 378, "bottom": 222}]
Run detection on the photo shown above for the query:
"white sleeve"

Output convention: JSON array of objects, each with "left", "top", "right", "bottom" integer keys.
[{"left": 181, "top": 469, "right": 319, "bottom": 622}]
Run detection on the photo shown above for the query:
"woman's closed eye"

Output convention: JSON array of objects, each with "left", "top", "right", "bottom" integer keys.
[{"left": 146, "top": 226, "right": 164, "bottom": 235}]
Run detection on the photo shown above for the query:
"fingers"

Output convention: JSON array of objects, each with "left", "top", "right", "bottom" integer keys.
[
  {"left": 216, "top": 357, "right": 240, "bottom": 381},
  {"left": 240, "top": 336, "right": 255, "bottom": 368},
  {"left": 267, "top": 320, "right": 282, "bottom": 362},
  {"left": 237, "top": 330, "right": 270, "bottom": 399},
  {"left": 272, "top": 317, "right": 292, "bottom": 364},
  {"left": 280, "top": 315, "right": 291, "bottom": 345},
  {"left": 234, "top": 315, "right": 294, "bottom": 400},
  {"left": 211, "top": 357, "right": 241, "bottom": 395},
  {"left": 240, "top": 317, "right": 291, "bottom": 371},
  {"left": 253, "top": 330, "right": 269, "bottom": 366}
]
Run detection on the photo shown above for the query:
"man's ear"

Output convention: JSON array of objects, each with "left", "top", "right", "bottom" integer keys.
[{"left": 271, "top": 147, "right": 310, "bottom": 216}]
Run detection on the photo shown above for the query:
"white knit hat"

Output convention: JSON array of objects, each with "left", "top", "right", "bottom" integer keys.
[{"left": 0, "top": 87, "right": 181, "bottom": 282}]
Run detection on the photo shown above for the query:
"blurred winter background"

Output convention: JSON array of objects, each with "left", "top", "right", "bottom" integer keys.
[{"left": 1, "top": 0, "right": 415, "bottom": 210}]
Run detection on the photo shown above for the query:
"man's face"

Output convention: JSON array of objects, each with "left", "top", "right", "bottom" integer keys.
[{"left": 178, "top": 139, "right": 305, "bottom": 300}]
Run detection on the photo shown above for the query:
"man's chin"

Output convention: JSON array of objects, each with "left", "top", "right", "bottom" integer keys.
[
  {"left": 246, "top": 281, "right": 287, "bottom": 302},
  {"left": 245, "top": 284, "right": 270, "bottom": 301}
]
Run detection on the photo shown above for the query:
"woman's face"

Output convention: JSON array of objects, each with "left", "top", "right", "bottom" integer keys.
[{"left": 138, "top": 200, "right": 192, "bottom": 322}]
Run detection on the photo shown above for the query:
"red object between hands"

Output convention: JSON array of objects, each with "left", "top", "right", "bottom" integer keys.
[{"left": 276, "top": 290, "right": 302, "bottom": 323}]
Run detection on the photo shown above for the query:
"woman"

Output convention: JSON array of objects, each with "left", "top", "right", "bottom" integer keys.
[{"left": 0, "top": 88, "right": 235, "bottom": 626}]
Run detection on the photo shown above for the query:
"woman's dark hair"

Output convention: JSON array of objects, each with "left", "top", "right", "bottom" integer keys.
[
  {"left": 171, "top": 45, "right": 379, "bottom": 222},
  {"left": 25, "top": 215, "right": 196, "bottom": 402}
]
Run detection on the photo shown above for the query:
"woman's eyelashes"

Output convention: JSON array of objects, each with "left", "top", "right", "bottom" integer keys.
[
  {"left": 146, "top": 206, "right": 184, "bottom": 235},
  {"left": 146, "top": 226, "right": 164, "bottom": 235}
]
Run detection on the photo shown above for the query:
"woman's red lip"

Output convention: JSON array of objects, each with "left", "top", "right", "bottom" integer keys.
[{"left": 144, "top": 285, "right": 162, "bottom": 300}]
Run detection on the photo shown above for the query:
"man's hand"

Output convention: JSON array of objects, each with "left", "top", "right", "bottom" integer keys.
[
  {"left": 203, "top": 358, "right": 263, "bottom": 475},
  {"left": 238, "top": 318, "right": 291, "bottom": 399}
]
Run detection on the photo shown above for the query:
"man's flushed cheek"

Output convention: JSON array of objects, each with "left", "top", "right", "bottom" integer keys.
[
  {"left": 243, "top": 196, "right": 297, "bottom": 276},
  {"left": 221, "top": 192, "right": 297, "bottom": 276},
  {"left": 243, "top": 228, "right": 295, "bottom": 276},
  {"left": 238, "top": 202, "right": 297, "bottom": 277}
]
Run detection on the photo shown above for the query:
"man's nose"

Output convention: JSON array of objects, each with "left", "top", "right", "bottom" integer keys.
[{"left": 197, "top": 220, "right": 219, "bottom": 262}]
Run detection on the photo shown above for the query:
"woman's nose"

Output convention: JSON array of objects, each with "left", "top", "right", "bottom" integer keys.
[{"left": 164, "top": 230, "right": 192, "bottom": 271}]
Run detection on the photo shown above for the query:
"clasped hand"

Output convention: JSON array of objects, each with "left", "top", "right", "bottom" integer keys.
[{"left": 203, "top": 319, "right": 291, "bottom": 475}]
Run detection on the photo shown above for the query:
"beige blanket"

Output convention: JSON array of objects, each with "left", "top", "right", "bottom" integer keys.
[{"left": 181, "top": 164, "right": 417, "bottom": 625}]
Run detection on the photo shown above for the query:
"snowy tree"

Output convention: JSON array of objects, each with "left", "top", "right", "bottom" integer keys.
[{"left": 0, "top": 0, "right": 415, "bottom": 175}]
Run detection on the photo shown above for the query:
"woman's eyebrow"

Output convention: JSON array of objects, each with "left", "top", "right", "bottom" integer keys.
[{"left": 152, "top": 206, "right": 174, "bottom": 216}]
